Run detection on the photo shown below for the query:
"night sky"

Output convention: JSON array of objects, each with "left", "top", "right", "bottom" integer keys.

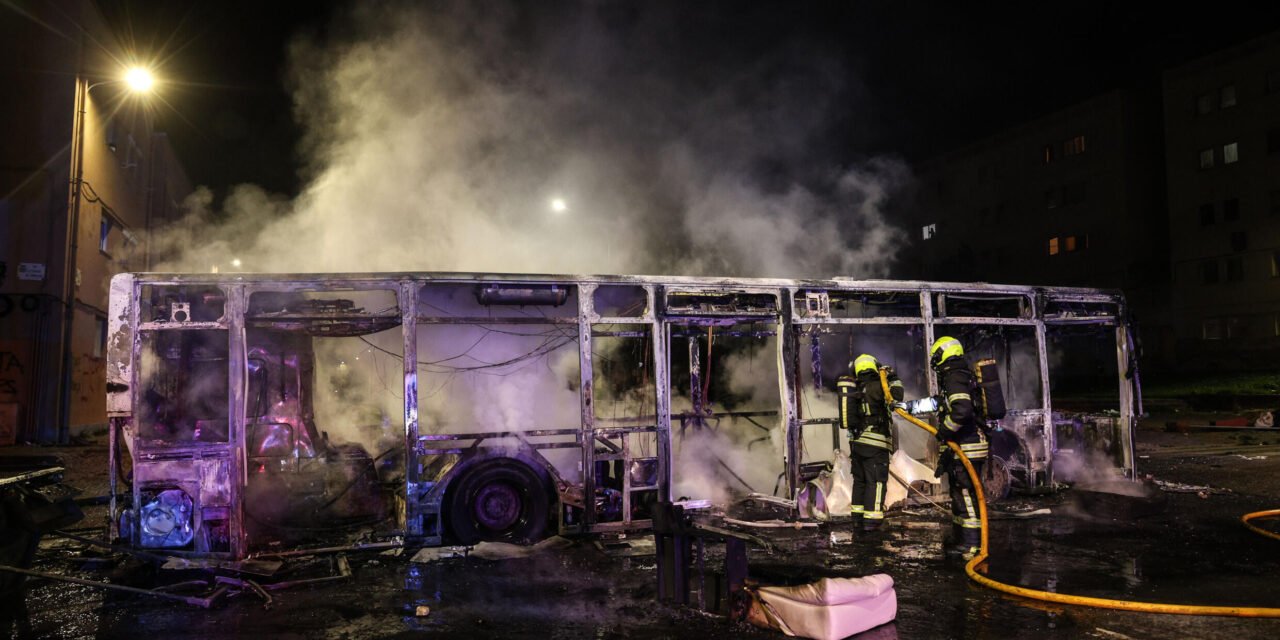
[{"left": 93, "top": 1, "right": 1280, "bottom": 198}]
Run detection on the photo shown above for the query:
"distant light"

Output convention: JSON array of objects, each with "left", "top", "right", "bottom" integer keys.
[
  {"left": 550, "top": 198, "right": 568, "bottom": 213},
  {"left": 231, "top": 258, "right": 242, "bottom": 268},
  {"left": 124, "top": 67, "right": 154, "bottom": 93}
]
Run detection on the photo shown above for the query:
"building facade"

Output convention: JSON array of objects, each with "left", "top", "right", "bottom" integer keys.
[
  {"left": 1163, "top": 31, "right": 1280, "bottom": 370},
  {"left": 904, "top": 89, "right": 1171, "bottom": 366},
  {"left": 0, "top": 0, "right": 191, "bottom": 443}
]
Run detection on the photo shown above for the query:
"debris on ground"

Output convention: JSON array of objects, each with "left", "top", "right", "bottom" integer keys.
[
  {"left": 415, "top": 604, "right": 431, "bottom": 617},
  {"left": 745, "top": 574, "right": 897, "bottom": 640},
  {"left": 408, "top": 546, "right": 470, "bottom": 564},
  {"left": 469, "top": 536, "right": 574, "bottom": 561},
  {"left": 1152, "top": 479, "right": 1232, "bottom": 495}
]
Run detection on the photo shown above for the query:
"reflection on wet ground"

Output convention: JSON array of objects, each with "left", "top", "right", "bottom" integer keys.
[{"left": 5, "top": 442, "right": 1280, "bottom": 638}]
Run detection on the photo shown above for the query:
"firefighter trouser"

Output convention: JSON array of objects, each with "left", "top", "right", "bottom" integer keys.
[
  {"left": 849, "top": 442, "right": 890, "bottom": 528},
  {"left": 945, "top": 453, "right": 986, "bottom": 546}
]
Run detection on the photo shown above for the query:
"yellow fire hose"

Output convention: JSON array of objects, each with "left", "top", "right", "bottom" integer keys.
[
  {"left": 1242, "top": 509, "right": 1280, "bottom": 542},
  {"left": 877, "top": 369, "right": 1280, "bottom": 617}
]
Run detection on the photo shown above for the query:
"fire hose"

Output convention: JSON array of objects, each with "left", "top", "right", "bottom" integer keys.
[
  {"left": 877, "top": 368, "right": 1280, "bottom": 618},
  {"left": 1241, "top": 509, "right": 1280, "bottom": 542}
]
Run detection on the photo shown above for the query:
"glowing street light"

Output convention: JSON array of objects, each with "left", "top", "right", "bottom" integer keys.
[
  {"left": 55, "top": 63, "right": 159, "bottom": 439},
  {"left": 550, "top": 198, "right": 568, "bottom": 213},
  {"left": 124, "top": 66, "right": 155, "bottom": 93},
  {"left": 231, "top": 258, "right": 242, "bottom": 268}
]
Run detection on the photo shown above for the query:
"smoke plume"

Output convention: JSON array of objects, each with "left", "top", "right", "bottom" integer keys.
[{"left": 155, "top": 0, "right": 911, "bottom": 277}]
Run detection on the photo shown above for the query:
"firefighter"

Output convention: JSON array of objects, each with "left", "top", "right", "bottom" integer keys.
[
  {"left": 929, "top": 336, "right": 988, "bottom": 555},
  {"left": 837, "top": 354, "right": 905, "bottom": 531}
]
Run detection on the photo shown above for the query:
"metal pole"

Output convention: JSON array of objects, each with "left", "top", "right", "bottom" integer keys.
[{"left": 55, "top": 73, "right": 90, "bottom": 444}]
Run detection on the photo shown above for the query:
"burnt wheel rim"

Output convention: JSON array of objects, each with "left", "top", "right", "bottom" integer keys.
[{"left": 473, "top": 482, "right": 522, "bottom": 531}]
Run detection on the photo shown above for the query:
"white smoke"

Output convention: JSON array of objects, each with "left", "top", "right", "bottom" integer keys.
[
  {"left": 151, "top": 1, "right": 918, "bottom": 507},
  {"left": 153, "top": 0, "right": 911, "bottom": 278}
]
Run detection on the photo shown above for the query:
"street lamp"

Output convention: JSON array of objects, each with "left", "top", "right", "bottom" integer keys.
[{"left": 55, "top": 66, "right": 155, "bottom": 441}]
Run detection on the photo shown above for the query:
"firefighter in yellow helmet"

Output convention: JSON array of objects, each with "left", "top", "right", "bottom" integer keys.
[
  {"left": 929, "top": 336, "right": 988, "bottom": 554},
  {"left": 836, "top": 354, "right": 905, "bottom": 531}
]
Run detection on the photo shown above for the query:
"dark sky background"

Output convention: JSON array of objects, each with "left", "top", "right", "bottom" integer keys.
[{"left": 94, "top": 1, "right": 1280, "bottom": 198}]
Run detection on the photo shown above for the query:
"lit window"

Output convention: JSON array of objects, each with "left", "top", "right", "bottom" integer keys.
[
  {"left": 1220, "top": 84, "right": 1237, "bottom": 108},
  {"left": 1200, "top": 259, "right": 1219, "bottom": 284},
  {"left": 922, "top": 223, "right": 937, "bottom": 240},
  {"left": 1063, "top": 135, "right": 1086, "bottom": 156},
  {"left": 1199, "top": 203, "right": 1215, "bottom": 226},
  {"left": 1224, "top": 142, "right": 1239, "bottom": 164},
  {"left": 1202, "top": 319, "right": 1222, "bottom": 340},
  {"left": 1065, "top": 236, "right": 1077, "bottom": 252},
  {"left": 99, "top": 215, "right": 113, "bottom": 254},
  {"left": 1223, "top": 197, "right": 1239, "bottom": 221},
  {"left": 1231, "top": 231, "right": 1248, "bottom": 252},
  {"left": 1042, "top": 144, "right": 1054, "bottom": 164},
  {"left": 1226, "top": 256, "right": 1244, "bottom": 282},
  {"left": 1199, "top": 148, "right": 1215, "bottom": 169},
  {"left": 1048, "top": 237, "right": 1060, "bottom": 256}
]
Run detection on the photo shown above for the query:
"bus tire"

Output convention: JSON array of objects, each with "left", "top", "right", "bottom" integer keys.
[{"left": 445, "top": 458, "right": 551, "bottom": 545}]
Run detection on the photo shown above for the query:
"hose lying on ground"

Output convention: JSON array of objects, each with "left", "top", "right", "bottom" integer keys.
[
  {"left": 1241, "top": 509, "right": 1280, "bottom": 542},
  {"left": 878, "top": 368, "right": 1280, "bottom": 618}
]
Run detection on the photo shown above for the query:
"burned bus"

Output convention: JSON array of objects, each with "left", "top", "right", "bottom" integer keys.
[{"left": 105, "top": 272, "right": 1140, "bottom": 558}]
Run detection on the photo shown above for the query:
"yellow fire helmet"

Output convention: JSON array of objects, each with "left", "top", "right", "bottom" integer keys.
[
  {"left": 930, "top": 336, "right": 964, "bottom": 368},
  {"left": 852, "top": 354, "right": 879, "bottom": 376}
]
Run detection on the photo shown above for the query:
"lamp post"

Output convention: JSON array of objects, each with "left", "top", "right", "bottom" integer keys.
[{"left": 54, "top": 66, "right": 154, "bottom": 442}]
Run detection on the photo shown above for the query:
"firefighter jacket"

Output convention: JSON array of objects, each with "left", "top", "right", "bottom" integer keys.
[
  {"left": 936, "top": 357, "right": 988, "bottom": 460},
  {"left": 837, "top": 368, "right": 904, "bottom": 451}
]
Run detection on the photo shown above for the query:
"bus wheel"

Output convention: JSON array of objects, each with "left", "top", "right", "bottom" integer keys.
[
  {"left": 983, "top": 456, "right": 1012, "bottom": 503},
  {"left": 446, "top": 459, "right": 550, "bottom": 545}
]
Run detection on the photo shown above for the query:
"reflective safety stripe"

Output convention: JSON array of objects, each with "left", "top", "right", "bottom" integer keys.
[
  {"left": 854, "top": 432, "right": 893, "bottom": 450},
  {"left": 851, "top": 504, "right": 865, "bottom": 514},
  {"left": 947, "top": 392, "right": 971, "bottom": 403},
  {"left": 837, "top": 380, "right": 857, "bottom": 388},
  {"left": 863, "top": 510, "right": 885, "bottom": 520},
  {"left": 961, "top": 489, "right": 977, "bottom": 522},
  {"left": 954, "top": 516, "right": 982, "bottom": 529},
  {"left": 943, "top": 415, "right": 961, "bottom": 431},
  {"left": 874, "top": 482, "right": 884, "bottom": 512},
  {"left": 841, "top": 396, "right": 848, "bottom": 429},
  {"left": 889, "top": 380, "right": 905, "bottom": 389}
]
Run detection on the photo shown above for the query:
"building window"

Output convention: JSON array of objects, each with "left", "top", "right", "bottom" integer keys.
[
  {"left": 1063, "top": 235, "right": 1087, "bottom": 252},
  {"left": 1199, "top": 203, "right": 1215, "bottom": 226},
  {"left": 1200, "top": 259, "right": 1219, "bottom": 284},
  {"left": 1044, "top": 188, "right": 1061, "bottom": 209},
  {"left": 1048, "top": 237, "right": 1060, "bottom": 256},
  {"left": 94, "top": 316, "right": 108, "bottom": 358},
  {"left": 1231, "top": 231, "right": 1248, "bottom": 252},
  {"left": 1063, "top": 135, "right": 1086, "bottom": 156},
  {"left": 1062, "top": 181, "right": 1086, "bottom": 206},
  {"left": 1202, "top": 318, "right": 1222, "bottom": 340},
  {"left": 1226, "top": 256, "right": 1244, "bottom": 282},
  {"left": 1042, "top": 144, "right": 1054, "bottom": 164},
  {"left": 1220, "top": 84, "right": 1237, "bottom": 108},
  {"left": 1223, "top": 142, "right": 1239, "bottom": 164},
  {"left": 1268, "top": 129, "right": 1280, "bottom": 155},
  {"left": 1223, "top": 198, "right": 1240, "bottom": 222},
  {"left": 99, "top": 215, "right": 113, "bottom": 255},
  {"left": 1227, "top": 317, "right": 1247, "bottom": 339},
  {"left": 922, "top": 223, "right": 937, "bottom": 240},
  {"left": 1196, "top": 93, "right": 1214, "bottom": 115},
  {"left": 1199, "top": 148, "right": 1215, "bottom": 169}
]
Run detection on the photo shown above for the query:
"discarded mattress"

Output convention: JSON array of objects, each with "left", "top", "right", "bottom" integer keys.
[{"left": 746, "top": 574, "right": 896, "bottom": 640}]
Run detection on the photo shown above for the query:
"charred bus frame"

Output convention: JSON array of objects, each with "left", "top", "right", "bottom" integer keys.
[{"left": 106, "top": 272, "right": 1139, "bottom": 559}]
